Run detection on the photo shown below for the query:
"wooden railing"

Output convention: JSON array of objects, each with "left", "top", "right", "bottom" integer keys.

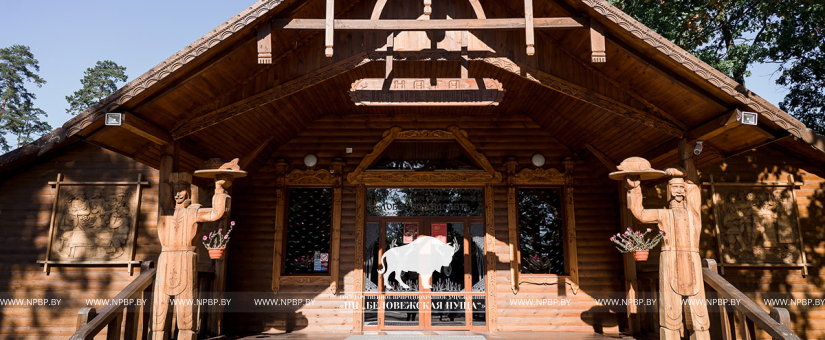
[
  {"left": 703, "top": 259, "right": 799, "bottom": 340},
  {"left": 70, "top": 262, "right": 218, "bottom": 340},
  {"left": 70, "top": 261, "right": 156, "bottom": 340}
]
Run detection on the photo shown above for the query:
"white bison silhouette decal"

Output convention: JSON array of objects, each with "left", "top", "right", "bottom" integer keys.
[{"left": 378, "top": 236, "right": 460, "bottom": 289}]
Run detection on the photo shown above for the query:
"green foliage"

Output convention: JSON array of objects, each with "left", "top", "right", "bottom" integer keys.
[
  {"left": 65, "top": 60, "right": 127, "bottom": 115},
  {"left": 0, "top": 45, "right": 48, "bottom": 151},
  {"left": 772, "top": 3, "right": 825, "bottom": 134},
  {"left": 3, "top": 99, "right": 51, "bottom": 150},
  {"left": 609, "top": 0, "right": 825, "bottom": 133}
]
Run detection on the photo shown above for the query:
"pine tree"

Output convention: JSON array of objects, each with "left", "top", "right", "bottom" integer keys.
[
  {"left": 65, "top": 60, "right": 127, "bottom": 115},
  {"left": 3, "top": 99, "right": 51, "bottom": 150},
  {"left": 0, "top": 45, "right": 47, "bottom": 151}
]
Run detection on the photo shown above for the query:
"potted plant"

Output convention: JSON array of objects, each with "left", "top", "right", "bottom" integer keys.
[
  {"left": 203, "top": 221, "right": 234, "bottom": 259},
  {"left": 610, "top": 227, "right": 665, "bottom": 261}
]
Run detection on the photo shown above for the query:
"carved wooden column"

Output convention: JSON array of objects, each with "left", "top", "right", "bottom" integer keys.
[
  {"left": 353, "top": 184, "right": 366, "bottom": 332},
  {"left": 271, "top": 159, "right": 288, "bottom": 294},
  {"left": 504, "top": 158, "right": 519, "bottom": 294},
  {"left": 562, "top": 158, "right": 579, "bottom": 293},
  {"left": 330, "top": 158, "right": 345, "bottom": 294},
  {"left": 484, "top": 183, "right": 498, "bottom": 332}
]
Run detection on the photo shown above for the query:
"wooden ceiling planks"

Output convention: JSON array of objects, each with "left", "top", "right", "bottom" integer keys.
[{"left": 103, "top": 0, "right": 790, "bottom": 179}]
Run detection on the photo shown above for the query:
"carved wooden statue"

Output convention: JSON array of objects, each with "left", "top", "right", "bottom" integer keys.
[
  {"left": 152, "top": 159, "right": 245, "bottom": 340},
  {"left": 610, "top": 157, "right": 710, "bottom": 340}
]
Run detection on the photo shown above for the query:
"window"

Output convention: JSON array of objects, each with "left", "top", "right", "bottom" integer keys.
[
  {"left": 517, "top": 188, "right": 565, "bottom": 275},
  {"left": 283, "top": 188, "right": 332, "bottom": 275}
]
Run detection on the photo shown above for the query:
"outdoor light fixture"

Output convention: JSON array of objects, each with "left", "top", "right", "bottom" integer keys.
[
  {"left": 531, "top": 153, "right": 546, "bottom": 167},
  {"left": 105, "top": 113, "right": 122, "bottom": 126},
  {"left": 694, "top": 141, "right": 704, "bottom": 156},
  {"left": 304, "top": 154, "right": 318, "bottom": 167},
  {"left": 738, "top": 111, "right": 758, "bottom": 125}
]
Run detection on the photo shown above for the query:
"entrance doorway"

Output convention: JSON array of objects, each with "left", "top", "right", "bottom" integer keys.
[{"left": 365, "top": 217, "right": 486, "bottom": 330}]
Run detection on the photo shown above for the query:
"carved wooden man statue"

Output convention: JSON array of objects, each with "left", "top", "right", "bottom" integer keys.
[
  {"left": 152, "top": 172, "right": 230, "bottom": 340},
  {"left": 610, "top": 157, "right": 710, "bottom": 340}
]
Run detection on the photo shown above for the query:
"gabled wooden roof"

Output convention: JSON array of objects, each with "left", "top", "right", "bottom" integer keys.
[{"left": 2, "top": 0, "right": 824, "bottom": 178}]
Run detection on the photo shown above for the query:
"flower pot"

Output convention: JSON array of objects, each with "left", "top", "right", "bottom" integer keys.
[
  {"left": 633, "top": 250, "right": 649, "bottom": 261},
  {"left": 208, "top": 248, "right": 225, "bottom": 260}
]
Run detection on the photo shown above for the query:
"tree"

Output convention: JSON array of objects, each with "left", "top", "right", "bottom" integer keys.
[
  {"left": 0, "top": 45, "right": 45, "bottom": 119},
  {"left": 609, "top": 1, "right": 825, "bottom": 133},
  {"left": 0, "top": 45, "right": 47, "bottom": 151},
  {"left": 3, "top": 99, "right": 51, "bottom": 150},
  {"left": 772, "top": 3, "right": 825, "bottom": 134},
  {"left": 65, "top": 60, "right": 127, "bottom": 115}
]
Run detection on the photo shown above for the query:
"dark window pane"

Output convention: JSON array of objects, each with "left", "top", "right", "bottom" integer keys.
[
  {"left": 369, "top": 141, "right": 481, "bottom": 171},
  {"left": 518, "top": 188, "right": 565, "bottom": 275},
  {"left": 367, "top": 188, "right": 483, "bottom": 216},
  {"left": 284, "top": 188, "right": 332, "bottom": 275},
  {"left": 470, "top": 222, "right": 486, "bottom": 292},
  {"left": 365, "top": 222, "right": 380, "bottom": 292}
]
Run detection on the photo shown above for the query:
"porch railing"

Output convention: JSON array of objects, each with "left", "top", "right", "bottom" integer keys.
[
  {"left": 703, "top": 259, "right": 799, "bottom": 340},
  {"left": 70, "top": 261, "right": 156, "bottom": 340},
  {"left": 70, "top": 261, "right": 217, "bottom": 340},
  {"left": 635, "top": 259, "right": 799, "bottom": 339}
]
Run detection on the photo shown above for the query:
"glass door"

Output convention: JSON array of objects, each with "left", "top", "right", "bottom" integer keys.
[{"left": 364, "top": 217, "right": 485, "bottom": 330}]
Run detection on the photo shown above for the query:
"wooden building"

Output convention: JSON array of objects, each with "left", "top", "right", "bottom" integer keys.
[{"left": 0, "top": 0, "right": 823, "bottom": 338}]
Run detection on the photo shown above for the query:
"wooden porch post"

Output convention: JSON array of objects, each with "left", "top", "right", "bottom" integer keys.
[{"left": 619, "top": 182, "right": 641, "bottom": 335}]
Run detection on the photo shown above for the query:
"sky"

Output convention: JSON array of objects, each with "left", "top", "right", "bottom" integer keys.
[{"left": 1, "top": 0, "right": 792, "bottom": 137}]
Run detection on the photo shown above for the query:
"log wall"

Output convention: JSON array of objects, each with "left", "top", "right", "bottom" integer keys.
[
  {"left": 224, "top": 113, "right": 627, "bottom": 333},
  {"left": 0, "top": 144, "right": 161, "bottom": 339},
  {"left": 701, "top": 146, "right": 825, "bottom": 340}
]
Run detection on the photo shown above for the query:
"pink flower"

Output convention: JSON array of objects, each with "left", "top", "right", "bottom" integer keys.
[
  {"left": 646, "top": 228, "right": 652, "bottom": 233},
  {"left": 219, "top": 228, "right": 222, "bottom": 232},
  {"left": 231, "top": 221, "right": 236, "bottom": 226},
  {"left": 203, "top": 236, "right": 208, "bottom": 241},
  {"left": 224, "top": 235, "right": 229, "bottom": 239}
]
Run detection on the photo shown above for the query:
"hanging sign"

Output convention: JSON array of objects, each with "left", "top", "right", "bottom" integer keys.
[
  {"left": 350, "top": 78, "right": 505, "bottom": 106},
  {"left": 432, "top": 223, "right": 448, "bottom": 244},
  {"left": 403, "top": 223, "right": 419, "bottom": 244}
]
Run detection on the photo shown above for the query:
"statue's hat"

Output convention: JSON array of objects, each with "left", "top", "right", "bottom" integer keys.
[
  {"left": 169, "top": 172, "right": 193, "bottom": 184},
  {"left": 608, "top": 157, "right": 666, "bottom": 180}
]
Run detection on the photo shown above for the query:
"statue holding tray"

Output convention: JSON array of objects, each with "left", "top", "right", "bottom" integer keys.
[
  {"left": 609, "top": 157, "right": 710, "bottom": 340},
  {"left": 152, "top": 159, "right": 245, "bottom": 340}
]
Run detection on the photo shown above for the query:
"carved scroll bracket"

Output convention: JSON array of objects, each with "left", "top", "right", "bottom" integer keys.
[
  {"left": 505, "top": 157, "right": 579, "bottom": 295},
  {"left": 273, "top": 160, "right": 344, "bottom": 295}
]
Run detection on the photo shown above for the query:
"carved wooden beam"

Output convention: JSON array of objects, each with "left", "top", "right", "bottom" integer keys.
[
  {"left": 257, "top": 21, "right": 273, "bottom": 64},
  {"left": 171, "top": 53, "right": 371, "bottom": 139},
  {"left": 120, "top": 112, "right": 173, "bottom": 145},
  {"left": 347, "top": 126, "right": 502, "bottom": 185},
  {"left": 483, "top": 57, "right": 685, "bottom": 137},
  {"left": 272, "top": 17, "right": 588, "bottom": 30},
  {"left": 524, "top": 0, "right": 535, "bottom": 55},
  {"left": 584, "top": 143, "right": 618, "bottom": 172},
  {"left": 325, "top": 0, "right": 334, "bottom": 57},
  {"left": 589, "top": 18, "right": 606, "bottom": 63},
  {"left": 489, "top": 1, "right": 687, "bottom": 132},
  {"left": 684, "top": 109, "right": 741, "bottom": 142}
]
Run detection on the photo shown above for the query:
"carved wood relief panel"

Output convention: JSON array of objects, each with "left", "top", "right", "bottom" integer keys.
[
  {"left": 40, "top": 173, "right": 148, "bottom": 274},
  {"left": 505, "top": 158, "right": 579, "bottom": 294},
  {"left": 707, "top": 175, "right": 808, "bottom": 274},
  {"left": 272, "top": 161, "right": 344, "bottom": 295}
]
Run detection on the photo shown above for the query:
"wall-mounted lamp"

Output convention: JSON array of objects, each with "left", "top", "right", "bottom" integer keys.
[
  {"left": 738, "top": 111, "right": 758, "bottom": 125},
  {"left": 105, "top": 113, "right": 122, "bottom": 126},
  {"left": 304, "top": 154, "right": 318, "bottom": 167},
  {"left": 531, "top": 153, "right": 546, "bottom": 167},
  {"left": 694, "top": 141, "right": 704, "bottom": 155}
]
